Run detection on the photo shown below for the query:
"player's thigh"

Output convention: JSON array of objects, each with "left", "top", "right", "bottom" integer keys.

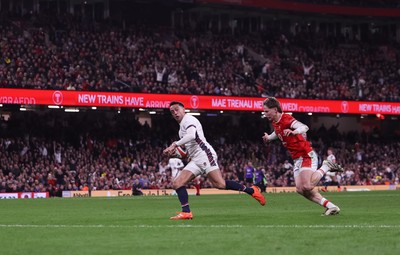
[
  {"left": 294, "top": 169, "right": 313, "bottom": 190},
  {"left": 173, "top": 169, "right": 196, "bottom": 187},
  {"left": 206, "top": 169, "right": 225, "bottom": 188}
]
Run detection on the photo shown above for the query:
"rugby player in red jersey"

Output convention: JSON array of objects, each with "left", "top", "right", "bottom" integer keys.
[{"left": 262, "top": 97, "right": 343, "bottom": 216}]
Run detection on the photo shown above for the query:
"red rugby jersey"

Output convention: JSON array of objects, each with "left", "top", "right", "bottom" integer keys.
[{"left": 271, "top": 113, "right": 313, "bottom": 159}]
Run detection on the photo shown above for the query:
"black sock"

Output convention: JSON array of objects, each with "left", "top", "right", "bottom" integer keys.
[
  {"left": 225, "top": 180, "right": 253, "bottom": 195},
  {"left": 176, "top": 186, "right": 190, "bottom": 212}
]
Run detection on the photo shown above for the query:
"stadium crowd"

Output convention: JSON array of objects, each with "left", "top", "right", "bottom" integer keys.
[
  {"left": 0, "top": 111, "right": 398, "bottom": 196},
  {"left": 0, "top": 12, "right": 399, "bottom": 102},
  {"left": 1, "top": 5, "right": 399, "bottom": 196}
]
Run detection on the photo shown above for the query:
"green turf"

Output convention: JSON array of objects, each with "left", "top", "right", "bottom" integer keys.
[{"left": 1, "top": 191, "right": 399, "bottom": 255}]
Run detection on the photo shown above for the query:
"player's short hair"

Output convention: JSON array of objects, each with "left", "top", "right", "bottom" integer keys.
[
  {"left": 263, "top": 97, "right": 282, "bottom": 113},
  {"left": 169, "top": 101, "right": 184, "bottom": 108}
]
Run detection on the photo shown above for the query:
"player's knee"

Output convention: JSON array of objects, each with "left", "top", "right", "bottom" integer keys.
[
  {"left": 297, "top": 184, "right": 313, "bottom": 194},
  {"left": 214, "top": 183, "right": 226, "bottom": 189},
  {"left": 213, "top": 180, "right": 226, "bottom": 189},
  {"left": 172, "top": 183, "right": 179, "bottom": 190},
  {"left": 172, "top": 180, "right": 184, "bottom": 190},
  {"left": 310, "top": 176, "right": 320, "bottom": 186}
]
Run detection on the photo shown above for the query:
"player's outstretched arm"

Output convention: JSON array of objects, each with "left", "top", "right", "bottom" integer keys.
[{"left": 262, "top": 132, "right": 278, "bottom": 142}]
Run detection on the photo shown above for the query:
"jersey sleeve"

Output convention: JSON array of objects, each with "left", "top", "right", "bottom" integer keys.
[
  {"left": 267, "top": 131, "right": 278, "bottom": 141},
  {"left": 175, "top": 127, "right": 195, "bottom": 146},
  {"left": 290, "top": 120, "right": 309, "bottom": 134},
  {"left": 175, "top": 117, "right": 197, "bottom": 146}
]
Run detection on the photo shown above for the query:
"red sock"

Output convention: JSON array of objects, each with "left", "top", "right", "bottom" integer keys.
[{"left": 195, "top": 184, "right": 200, "bottom": 195}]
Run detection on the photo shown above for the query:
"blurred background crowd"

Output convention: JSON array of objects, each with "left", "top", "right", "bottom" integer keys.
[
  {"left": 0, "top": 110, "right": 398, "bottom": 195},
  {"left": 0, "top": 0, "right": 399, "bottom": 195},
  {"left": 0, "top": 6, "right": 399, "bottom": 101}
]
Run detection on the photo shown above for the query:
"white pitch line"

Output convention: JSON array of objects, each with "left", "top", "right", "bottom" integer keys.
[
  {"left": 0, "top": 224, "right": 399, "bottom": 229},
  {"left": 256, "top": 224, "right": 400, "bottom": 228}
]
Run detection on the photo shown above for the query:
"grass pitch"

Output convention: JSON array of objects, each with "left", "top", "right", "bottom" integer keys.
[{"left": 1, "top": 191, "right": 399, "bottom": 255}]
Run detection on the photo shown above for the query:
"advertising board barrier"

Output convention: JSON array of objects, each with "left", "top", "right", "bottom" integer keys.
[
  {"left": 0, "top": 192, "right": 49, "bottom": 199},
  {"left": 61, "top": 185, "right": 399, "bottom": 198}
]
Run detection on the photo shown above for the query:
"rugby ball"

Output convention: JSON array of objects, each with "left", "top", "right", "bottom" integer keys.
[{"left": 171, "top": 145, "right": 188, "bottom": 159}]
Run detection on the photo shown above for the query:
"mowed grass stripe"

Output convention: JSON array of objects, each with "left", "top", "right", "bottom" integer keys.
[{"left": 1, "top": 224, "right": 400, "bottom": 228}]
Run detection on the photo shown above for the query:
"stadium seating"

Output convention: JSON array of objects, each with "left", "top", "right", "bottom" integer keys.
[
  {"left": 0, "top": 111, "right": 398, "bottom": 194},
  {"left": 0, "top": 4, "right": 398, "bottom": 194},
  {"left": 0, "top": 12, "right": 399, "bottom": 101}
]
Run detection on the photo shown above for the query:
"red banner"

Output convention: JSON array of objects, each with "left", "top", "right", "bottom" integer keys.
[
  {"left": 1, "top": 88, "right": 400, "bottom": 115},
  {"left": 197, "top": 0, "right": 400, "bottom": 17}
]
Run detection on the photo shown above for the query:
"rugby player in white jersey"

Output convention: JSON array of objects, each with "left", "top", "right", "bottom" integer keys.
[
  {"left": 167, "top": 157, "right": 184, "bottom": 179},
  {"left": 163, "top": 101, "right": 265, "bottom": 220},
  {"left": 321, "top": 148, "right": 342, "bottom": 192}
]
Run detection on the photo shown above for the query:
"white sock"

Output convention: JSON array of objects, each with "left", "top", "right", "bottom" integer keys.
[
  {"left": 319, "top": 164, "right": 330, "bottom": 175},
  {"left": 320, "top": 198, "right": 335, "bottom": 209}
]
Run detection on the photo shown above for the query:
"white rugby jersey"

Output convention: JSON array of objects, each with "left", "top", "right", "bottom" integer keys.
[
  {"left": 175, "top": 114, "right": 216, "bottom": 159},
  {"left": 327, "top": 154, "right": 336, "bottom": 163},
  {"left": 168, "top": 158, "right": 184, "bottom": 171}
]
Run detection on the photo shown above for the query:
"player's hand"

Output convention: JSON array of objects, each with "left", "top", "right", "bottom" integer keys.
[
  {"left": 163, "top": 142, "right": 177, "bottom": 156},
  {"left": 283, "top": 129, "right": 295, "bottom": 136},
  {"left": 262, "top": 133, "right": 269, "bottom": 143}
]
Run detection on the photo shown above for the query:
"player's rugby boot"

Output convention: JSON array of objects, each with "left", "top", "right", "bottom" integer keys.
[
  {"left": 322, "top": 206, "right": 341, "bottom": 216},
  {"left": 170, "top": 212, "right": 193, "bottom": 220},
  {"left": 251, "top": 185, "right": 266, "bottom": 206}
]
